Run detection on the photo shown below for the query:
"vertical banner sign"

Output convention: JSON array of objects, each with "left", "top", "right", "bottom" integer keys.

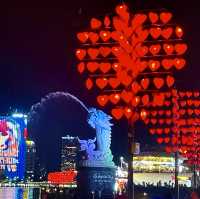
[{"left": 0, "top": 117, "right": 26, "bottom": 180}]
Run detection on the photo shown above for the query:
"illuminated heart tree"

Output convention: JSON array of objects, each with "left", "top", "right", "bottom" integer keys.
[
  {"left": 145, "top": 89, "right": 200, "bottom": 189},
  {"left": 75, "top": 3, "right": 187, "bottom": 199}
]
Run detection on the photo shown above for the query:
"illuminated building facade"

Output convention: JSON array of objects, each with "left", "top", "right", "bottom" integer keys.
[
  {"left": 48, "top": 170, "right": 77, "bottom": 184},
  {"left": 116, "top": 152, "right": 193, "bottom": 189},
  {"left": 61, "top": 135, "right": 78, "bottom": 171},
  {"left": 25, "top": 140, "right": 36, "bottom": 181},
  {"left": 133, "top": 152, "right": 190, "bottom": 173},
  {"left": 0, "top": 114, "right": 27, "bottom": 180},
  {"left": 133, "top": 152, "right": 192, "bottom": 186}
]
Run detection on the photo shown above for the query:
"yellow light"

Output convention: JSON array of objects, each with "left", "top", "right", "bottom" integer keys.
[{"left": 114, "top": 94, "right": 120, "bottom": 99}]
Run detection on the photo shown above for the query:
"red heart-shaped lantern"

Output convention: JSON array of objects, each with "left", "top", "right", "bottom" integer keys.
[
  {"left": 154, "top": 93, "right": 165, "bottom": 106},
  {"left": 109, "top": 78, "right": 120, "bottom": 89},
  {"left": 97, "top": 95, "right": 108, "bottom": 106},
  {"left": 162, "top": 59, "right": 174, "bottom": 70},
  {"left": 140, "top": 109, "right": 148, "bottom": 120},
  {"left": 166, "top": 110, "right": 172, "bottom": 116},
  {"left": 99, "top": 47, "right": 111, "bottom": 57},
  {"left": 157, "top": 138, "right": 163, "bottom": 144},
  {"left": 150, "top": 129, "right": 156, "bottom": 135},
  {"left": 157, "top": 129, "right": 163, "bottom": 135},
  {"left": 132, "top": 81, "right": 141, "bottom": 94},
  {"left": 162, "top": 27, "right": 173, "bottom": 39},
  {"left": 163, "top": 44, "right": 174, "bottom": 55},
  {"left": 149, "top": 44, "right": 161, "bottom": 55},
  {"left": 151, "top": 118, "right": 157, "bottom": 125},
  {"left": 132, "top": 96, "right": 140, "bottom": 107},
  {"left": 175, "top": 26, "right": 183, "bottom": 38},
  {"left": 100, "top": 63, "right": 111, "bottom": 73},
  {"left": 164, "top": 128, "right": 170, "bottom": 134},
  {"left": 76, "top": 49, "right": 86, "bottom": 60},
  {"left": 115, "top": 4, "right": 128, "bottom": 16},
  {"left": 77, "top": 62, "right": 85, "bottom": 73},
  {"left": 174, "top": 58, "right": 186, "bottom": 70},
  {"left": 136, "top": 45, "right": 148, "bottom": 57},
  {"left": 112, "top": 63, "right": 121, "bottom": 72},
  {"left": 111, "top": 108, "right": 124, "bottom": 120},
  {"left": 109, "top": 94, "right": 120, "bottom": 104},
  {"left": 141, "top": 78, "right": 150, "bottom": 89},
  {"left": 159, "top": 119, "right": 164, "bottom": 125},
  {"left": 121, "top": 91, "right": 133, "bottom": 103},
  {"left": 149, "top": 60, "right": 160, "bottom": 71},
  {"left": 100, "top": 31, "right": 111, "bottom": 42},
  {"left": 91, "top": 18, "right": 102, "bottom": 29},
  {"left": 77, "top": 32, "right": 89, "bottom": 43},
  {"left": 164, "top": 137, "right": 170, "bottom": 144},
  {"left": 151, "top": 111, "right": 157, "bottom": 116},
  {"left": 89, "top": 32, "right": 99, "bottom": 44},
  {"left": 87, "top": 48, "right": 99, "bottom": 59},
  {"left": 124, "top": 107, "right": 133, "bottom": 119},
  {"left": 165, "top": 101, "right": 171, "bottom": 106},
  {"left": 87, "top": 62, "right": 99, "bottom": 73},
  {"left": 104, "top": 16, "right": 111, "bottom": 27},
  {"left": 149, "top": 12, "right": 159, "bottom": 23},
  {"left": 150, "top": 27, "right": 161, "bottom": 39},
  {"left": 194, "top": 92, "right": 200, "bottom": 97},
  {"left": 166, "top": 75, "right": 175, "bottom": 87},
  {"left": 142, "top": 95, "right": 150, "bottom": 105},
  {"left": 85, "top": 78, "right": 93, "bottom": 90},
  {"left": 158, "top": 110, "right": 164, "bottom": 115},
  {"left": 175, "top": 43, "right": 187, "bottom": 55},
  {"left": 160, "top": 12, "right": 172, "bottom": 24},
  {"left": 96, "top": 78, "right": 108, "bottom": 89}
]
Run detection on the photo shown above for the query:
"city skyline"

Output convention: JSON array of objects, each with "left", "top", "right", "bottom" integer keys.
[{"left": 0, "top": 0, "right": 199, "bottom": 172}]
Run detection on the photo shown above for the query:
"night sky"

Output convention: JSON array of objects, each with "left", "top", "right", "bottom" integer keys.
[{"left": 0, "top": 0, "right": 199, "bottom": 172}]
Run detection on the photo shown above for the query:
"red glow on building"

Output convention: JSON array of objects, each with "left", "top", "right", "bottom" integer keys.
[{"left": 48, "top": 170, "right": 77, "bottom": 184}]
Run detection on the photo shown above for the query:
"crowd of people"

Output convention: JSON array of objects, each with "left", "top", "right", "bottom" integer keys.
[{"left": 42, "top": 186, "right": 200, "bottom": 199}]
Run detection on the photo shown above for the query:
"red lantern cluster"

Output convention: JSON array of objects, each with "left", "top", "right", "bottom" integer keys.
[
  {"left": 144, "top": 89, "right": 200, "bottom": 167},
  {"left": 75, "top": 4, "right": 187, "bottom": 121}
]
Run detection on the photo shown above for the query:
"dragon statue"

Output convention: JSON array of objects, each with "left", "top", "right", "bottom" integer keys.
[{"left": 78, "top": 108, "right": 115, "bottom": 168}]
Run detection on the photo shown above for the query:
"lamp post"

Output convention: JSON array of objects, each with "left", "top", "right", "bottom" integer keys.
[{"left": 120, "top": 157, "right": 124, "bottom": 169}]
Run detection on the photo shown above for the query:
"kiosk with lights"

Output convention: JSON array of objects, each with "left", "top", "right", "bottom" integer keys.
[{"left": 0, "top": 115, "right": 26, "bottom": 180}]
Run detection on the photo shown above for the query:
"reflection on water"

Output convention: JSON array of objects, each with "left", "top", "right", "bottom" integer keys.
[{"left": 0, "top": 188, "right": 40, "bottom": 199}]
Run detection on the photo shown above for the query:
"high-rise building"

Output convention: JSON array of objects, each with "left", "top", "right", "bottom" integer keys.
[
  {"left": 25, "top": 140, "right": 36, "bottom": 181},
  {"left": 61, "top": 135, "right": 78, "bottom": 171}
]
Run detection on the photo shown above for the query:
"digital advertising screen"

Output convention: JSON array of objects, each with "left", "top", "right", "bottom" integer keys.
[{"left": 0, "top": 116, "right": 26, "bottom": 180}]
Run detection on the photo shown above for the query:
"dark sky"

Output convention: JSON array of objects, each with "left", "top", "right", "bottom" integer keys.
[{"left": 0, "top": 0, "right": 199, "bottom": 171}]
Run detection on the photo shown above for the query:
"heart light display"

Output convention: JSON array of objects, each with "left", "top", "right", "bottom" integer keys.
[
  {"left": 89, "top": 32, "right": 99, "bottom": 44},
  {"left": 162, "top": 27, "right": 173, "bottom": 39},
  {"left": 77, "top": 32, "right": 89, "bottom": 43},
  {"left": 149, "top": 12, "right": 159, "bottom": 23},
  {"left": 86, "top": 78, "right": 93, "bottom": 90},
  {"left": 75, "top": 3, "right": 187, "bottom": 122},
  {"left": 77, "top": 62, "right": 85, "bottom": 73},
  {"left": 160, "top": 12, "right": 172, "bottom": 24}
]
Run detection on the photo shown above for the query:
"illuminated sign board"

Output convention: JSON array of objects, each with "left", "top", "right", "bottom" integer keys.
[{"left": 0, "top": 116, "right": 26, "bottom": 180}]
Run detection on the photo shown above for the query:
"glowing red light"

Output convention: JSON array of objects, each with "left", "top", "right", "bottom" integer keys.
[{"left": 140, "top": 109, "right": 147, "bottom": 120}]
